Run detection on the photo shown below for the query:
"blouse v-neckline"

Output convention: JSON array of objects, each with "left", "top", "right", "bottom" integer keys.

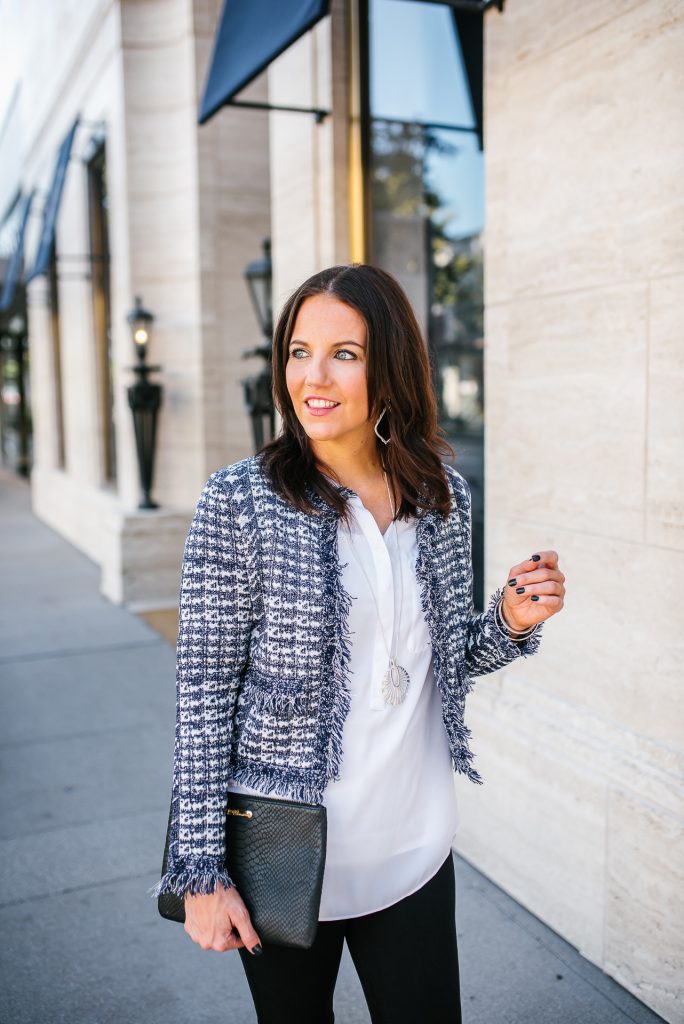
[{"left": 323, "top": 473, "right": 396, "bottom": 541}]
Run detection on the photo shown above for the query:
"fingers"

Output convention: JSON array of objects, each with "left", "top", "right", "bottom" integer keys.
[
  {"left": 508, "top": 550, "right": 560, "bottom": 579},
  {"left": 220, "top": 927, "right": 245, "bottom": 951},
  {"left": 516, "top": 593, "right": 563, "bottom": 608},
  {"left": 511, "top": 583, "right": 564, "bottom": 602},
  {"left": 501, "top": 549, "right": 565, "bottom": 630},
  {"left": 506, "top": 568, "right": 565, "bottom": 592},
  {"left": 228, "top": 894, "right": 262, "bottom": 956},
  {"left": 184, "top": 917, "right": 248, "bottom": 954},
  {"left": 183, "top": 887, "right": 262, "bottom": 955}
]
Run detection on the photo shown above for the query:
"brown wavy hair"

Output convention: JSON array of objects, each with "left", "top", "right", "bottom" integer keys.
[{"left": 259, "top": 263, "right": 455, "bottom": 523}]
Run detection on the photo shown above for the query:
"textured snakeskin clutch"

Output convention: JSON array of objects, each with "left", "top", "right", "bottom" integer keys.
[{"left": 157, "top": 791, "right": 327, "bottom": 949}]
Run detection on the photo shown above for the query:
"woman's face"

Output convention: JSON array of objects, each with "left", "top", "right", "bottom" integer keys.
[{"left": 285, "top": 294, "right": 374, "bottom": 457}]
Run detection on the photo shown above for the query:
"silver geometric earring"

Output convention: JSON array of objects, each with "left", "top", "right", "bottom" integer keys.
[{"left": 374, "top": 403, "right": 391, "bottom": 445}]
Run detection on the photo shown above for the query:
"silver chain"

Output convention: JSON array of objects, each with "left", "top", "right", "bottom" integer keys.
[{"left": 346, "top": 470, "right": 402, "bottom": 663}]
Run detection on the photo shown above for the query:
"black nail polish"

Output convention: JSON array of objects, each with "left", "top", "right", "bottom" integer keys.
[
  {"left": 531, "top": 554, "right": 541, "bottom": 562},
  {"left": 251, "top": 944, "right": 263, "bottom": 956},
  {"left": 516, "top": 586, "right": 525, "bottom": 594},
  {"left": 508, "top": 578, "right": 517, "bottom": 586},
  {"left": 531, "top": 595, "right": 539, "bottom": 602}
]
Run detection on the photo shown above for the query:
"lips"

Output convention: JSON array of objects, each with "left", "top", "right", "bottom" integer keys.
[{"left": 304, "top": 397, "right": 340, "bottom": 416}]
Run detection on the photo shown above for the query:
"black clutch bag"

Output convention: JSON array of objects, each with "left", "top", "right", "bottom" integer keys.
[{"left": 157, "top": 791, "right": 327, "bottom": 949}]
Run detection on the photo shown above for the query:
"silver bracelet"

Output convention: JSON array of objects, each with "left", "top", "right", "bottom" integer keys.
[
  {"left": 496, "top": 596, "right": 536, "bottom": 634},
  {"left": 493, "top": 596, "right": 539, "bottom": 641}
]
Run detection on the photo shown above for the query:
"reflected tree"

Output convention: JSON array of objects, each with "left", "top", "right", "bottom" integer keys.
[{"left": 371, "top": 120, "right": 484, "bottom": 436}]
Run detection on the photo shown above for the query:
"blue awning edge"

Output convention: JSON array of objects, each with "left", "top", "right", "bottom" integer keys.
[
  {"left": 0, "top": 191, "right": 34, "bottom": 312},
  {"left": 451, "top": 7, "right": 483, "bottom": 150},
  {"left": 25, "top": 117, "right": 80, "bottom": 283},
  {"left": 199, "top": 0, "right": 330, "bottom": 125}
]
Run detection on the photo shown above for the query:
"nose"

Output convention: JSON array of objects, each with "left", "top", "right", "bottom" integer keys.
[{"left": 303, "top": 353, "right": 332, "bottom": 387}]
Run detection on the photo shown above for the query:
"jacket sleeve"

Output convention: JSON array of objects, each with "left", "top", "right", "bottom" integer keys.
[
  {"left": 148, "top": 470, "right": 253, "bottom": 900},
  {"left": 448, "top": 467, "right": 544, "bottom": 677}
]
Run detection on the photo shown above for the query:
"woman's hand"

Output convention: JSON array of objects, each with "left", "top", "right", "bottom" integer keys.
[
  {"left": 501, "top": 549, "right": 565, "bottom": 633},
  {"left": 184, "top": 884, "right": 262, "bottom": 955}
]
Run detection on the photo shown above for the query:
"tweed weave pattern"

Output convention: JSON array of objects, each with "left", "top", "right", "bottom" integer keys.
[{"left": 148, "top": 454, "right": 544, "bottom": 900}]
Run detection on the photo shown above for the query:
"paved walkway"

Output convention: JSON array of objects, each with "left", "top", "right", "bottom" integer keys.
[{"left": 0, "top": 467, "right": 666, "bottom": 1024}]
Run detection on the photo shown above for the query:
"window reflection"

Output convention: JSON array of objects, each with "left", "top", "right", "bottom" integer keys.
[
  {"left": 370, "top": 120, "right": 484, "bottom": 440},
  {"left": 370, "top": 0, "right": 476, "bottom": 127},
  {"left": 368, "top": 0, "right": 485, "bottom": 606}
]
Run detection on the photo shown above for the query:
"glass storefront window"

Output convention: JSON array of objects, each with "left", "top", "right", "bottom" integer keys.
[
  {"left": 370, "top": 0, "right": 476, "bottom": 128},
  {"left": 86, "top": 140, "right": 116, "bottom": 486},
  {"left": 367, "top": 0, "right": 485, "bottom": 606}
]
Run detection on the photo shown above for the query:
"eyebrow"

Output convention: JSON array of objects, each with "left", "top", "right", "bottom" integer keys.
[{"left": 288, "top": 339, "right": 366, "bottom": 348}]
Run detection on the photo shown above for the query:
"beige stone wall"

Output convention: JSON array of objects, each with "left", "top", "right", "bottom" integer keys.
[
  {"left": 23, "top": 0, "right": 133, "bottom": 558},
  {"left": 14, "top": 0, "right": 270, "bottom": 606},
  {"left": 13, "top": 0, "right": 348, "bottom": 603},
  {"left": 190, "top": 0, "right": 272, "bottom": 483},
  {"left": 454, "top": 2, "right": 684, "bottom": 1021}
]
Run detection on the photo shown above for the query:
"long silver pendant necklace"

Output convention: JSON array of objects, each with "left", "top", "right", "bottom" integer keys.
[{"left": 347, "top": 470, "right": 411, "bottom": 707}]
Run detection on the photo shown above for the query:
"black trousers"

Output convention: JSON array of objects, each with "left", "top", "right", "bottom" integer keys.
[{"left": 238, "top": 853, "right": 462, "bottom": 1024}]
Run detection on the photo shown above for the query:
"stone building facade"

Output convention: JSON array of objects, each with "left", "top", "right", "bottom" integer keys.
[{"left": 0, "top": 1, "right": 681, "bottom": 1019}]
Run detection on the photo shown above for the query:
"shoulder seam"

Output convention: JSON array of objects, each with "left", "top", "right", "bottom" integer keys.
[
  {"left": 442, "top": 463, "right": 467, "bottom": 494},
  {"left": 209, "top": 456, "right": 256, "bottom": 497}
]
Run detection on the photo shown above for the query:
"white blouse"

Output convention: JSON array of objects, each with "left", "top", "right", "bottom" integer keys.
[{"left": 228, "top": 488, "right": 460, "bottom": 920}]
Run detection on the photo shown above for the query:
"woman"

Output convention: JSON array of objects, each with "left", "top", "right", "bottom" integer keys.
[{"left": 150, "top": 263, "right": 565, "bottom": 1023}]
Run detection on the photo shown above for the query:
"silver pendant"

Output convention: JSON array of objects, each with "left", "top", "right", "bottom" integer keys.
[{"left": 381, "top": 658, "right": 411, "bottom": 706}]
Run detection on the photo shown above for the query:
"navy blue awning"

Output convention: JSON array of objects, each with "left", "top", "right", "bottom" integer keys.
[
  {"left": 199, "top": 0, "right": 330, "bottom": 125},
  {"left": 25, "top": 118, "right": 79, "bottom": 283},
  {"left": 0, "top": 191, "right": 34, "bottom": 312},
  {"left": 450, "top": 6, "right": 483, "bottom": 150}
]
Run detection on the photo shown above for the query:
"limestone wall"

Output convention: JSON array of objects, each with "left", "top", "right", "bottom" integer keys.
[
  {"left": 454, "top": 3, "right": 684, "bottom": 1020},
  {"left": 12, "top": 0, "right": 270, "bottom": 605}
]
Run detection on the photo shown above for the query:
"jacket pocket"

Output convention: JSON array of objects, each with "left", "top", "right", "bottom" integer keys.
[{"left": 240, "top": 667, "right": 309, "bottom": 717}]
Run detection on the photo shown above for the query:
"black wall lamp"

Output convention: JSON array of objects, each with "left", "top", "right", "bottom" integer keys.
[
  {"left": 0, "top": 313, "right": 30, "bottom": 477},
  {"left": 126, "top": 295, "right": 162, "bottom": 509},
  {"left": 241, "top": 238, "right": 275, "bottom": 452},
  {"left": 244, "top": 237, "right": 273, "bottom": 340}
]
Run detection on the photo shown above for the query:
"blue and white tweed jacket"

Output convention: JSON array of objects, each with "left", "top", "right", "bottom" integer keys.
[{"left": 150, "top": 453, "right": 544, "bottom": 900}]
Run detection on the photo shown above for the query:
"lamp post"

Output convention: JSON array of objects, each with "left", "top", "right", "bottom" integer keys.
[
  {"left": 0, "top": 313, "right": 30, "bottom": 476},
  {"left": 126, "top": 296, "right": 162, "bottom": 509},
  {"left": 241, "top": 238, "right": 275, "bottom": 452}
]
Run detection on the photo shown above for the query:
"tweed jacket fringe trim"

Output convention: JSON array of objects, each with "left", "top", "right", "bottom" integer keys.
[{"left": 148, "top": 454, "right": 544, "bottom": 900}]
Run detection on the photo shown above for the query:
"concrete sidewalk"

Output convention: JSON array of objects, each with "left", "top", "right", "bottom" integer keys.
[{"left": 0, "top": 468, "right": 666, "bottom": 1024}]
